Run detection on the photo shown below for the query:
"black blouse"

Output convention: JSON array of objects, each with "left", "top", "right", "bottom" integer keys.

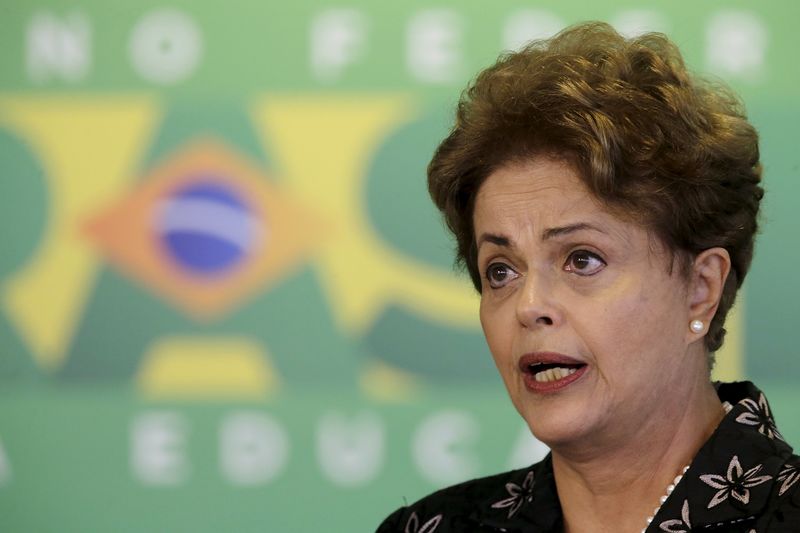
[{"left": 377, "top": 381, "right": 800, "bottom": 532}]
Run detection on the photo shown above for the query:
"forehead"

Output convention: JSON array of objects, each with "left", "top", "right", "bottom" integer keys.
[
  {"left": 474, "top": 157, "right": 602, "bottom": 226},
  {"left": 472, "top": 157, "right": 681, "bottom": 270}
]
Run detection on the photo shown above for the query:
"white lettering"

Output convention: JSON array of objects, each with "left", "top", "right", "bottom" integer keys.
[
  {"left": 407, "top": 9, "right": 463, "bottom": 84},
  {"left": 220, "top": 411, "right": 289, "bottom": 485},
  {"left": 706, "top": 10, "right": 767, "bottom": 80},
  {"left": 0, "top": 437, "right": 11, "bottom": 486},
  {"left": 129, "top": 8, "right": 203, "bottom": 85},
  {"left": 26, "top": 10, "right": 91, "bottom": 83},
  {"left": 317, "top": 411, "right": 384, "bottom": 487},
  {"left": 131, "top": 412, "right": 189, "bottom": 485},
  {"left": 310, "top": 9, "right": 367, "bottom": 83},
  {"left": 412, "top": 410, "right": 479, "bottom": 485},
  {"left": 503, "top": 9, "right": 564, "bottom": 51},
  {"left": 506, "top": 426, "right": 549, "bottom": 470},
  {"left": 611, "top": 10, "right": 669, "bottom": 38}
]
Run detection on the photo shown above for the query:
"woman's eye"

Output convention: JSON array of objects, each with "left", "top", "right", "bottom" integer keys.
[
  {"left": 485, "top": 262, "right": 519, "bottom": 288},
  {"left": 564, "top": 250, "right": 606, "bottom": 276}
]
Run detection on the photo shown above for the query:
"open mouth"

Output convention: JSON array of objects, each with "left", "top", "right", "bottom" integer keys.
[
  {"left": 518, "top": 353, "right": 588, "bottom": 392},
  {"left": 526, "top": 362, "right": 586, "bottom": 383}
]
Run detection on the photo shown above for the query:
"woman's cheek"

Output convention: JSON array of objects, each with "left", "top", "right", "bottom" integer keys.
[{"left": 481, "top": 308, "right": 513, "bottom": 368}]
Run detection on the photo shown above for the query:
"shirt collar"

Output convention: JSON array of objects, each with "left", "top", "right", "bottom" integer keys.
[
  {"left": 469, "top": 455, "right": 562, "bottom": 532},
  {"left": 469, "top": 381, "right": 794, "bottom": 532},
  {"left": 651, "top": 381, "right": 794, "bottom": 530}
]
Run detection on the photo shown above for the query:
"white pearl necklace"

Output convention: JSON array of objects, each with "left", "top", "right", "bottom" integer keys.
[
  {"left": 640, "top": 402, "right": 734, "bottom": 532},
  {"left": 641, "top": 465, "right": 690, "bottom": 533}
]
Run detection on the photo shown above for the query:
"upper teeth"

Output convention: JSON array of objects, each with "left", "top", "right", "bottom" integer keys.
[{"left": 534, "top": 366, "right": 577, "bottom": 383}]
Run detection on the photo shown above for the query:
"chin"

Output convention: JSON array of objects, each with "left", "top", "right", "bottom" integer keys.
[
  {"left": 516, "top": 394, "right": 594, "bottom": 450},
  {"left": 526, "top": 418, "right": 585, "bottom": 450}
]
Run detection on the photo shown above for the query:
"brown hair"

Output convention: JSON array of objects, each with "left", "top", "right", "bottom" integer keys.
[{"left": 428, "top": 21, "right": 763, "bottom": 354}]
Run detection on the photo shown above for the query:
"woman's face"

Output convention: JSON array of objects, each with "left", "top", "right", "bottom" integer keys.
[{"left": 474, "top": 157, "right": 701, "bottom": 450}]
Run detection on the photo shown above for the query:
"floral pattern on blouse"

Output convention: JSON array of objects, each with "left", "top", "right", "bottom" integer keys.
[
  {"left": 777, "top": 461, "right": 800, "bottom": 497},
  {"left": 736, "top": 392, "right": 784, "bottom": 441},
  {"left": 376, "top": 382, "right": 800, "bottom": 532},
  {"left": 404, "top": 512, "right": 442, "bottom": 533},
  {"left": 699, "top": 455, "right": 772, "bottom": 508},
  {"left": 658, "top": 499, "right": 691, "bottom": 532},
  {"left": 490, "top": 470, "right": 535, "bottom": 518}
]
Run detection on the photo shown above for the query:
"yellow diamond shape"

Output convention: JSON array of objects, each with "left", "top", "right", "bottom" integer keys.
[{"left": 84, "top": 137, "right": 326, "bottom": 320}]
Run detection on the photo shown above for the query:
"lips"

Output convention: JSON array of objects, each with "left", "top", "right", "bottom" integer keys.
[{"left": 518, "top": 352, "right": 588, "bottom": 393}]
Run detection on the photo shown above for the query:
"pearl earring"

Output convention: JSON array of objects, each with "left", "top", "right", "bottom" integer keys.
[{"left": 690, "top": 319, "right": 704, "bottom": 333}]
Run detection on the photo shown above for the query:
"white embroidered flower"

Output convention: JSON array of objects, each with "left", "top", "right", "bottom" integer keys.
[
  {"left": 405, "top": 511, "right": 442, "bottom": 533},
  {"left": 735, "top": 393, "right": 784, "bottom": 440},
  {"left": 777, "top": 462, "right": 800, "bottom": 496},
  {"left": 491, "top": 470, "right": 535, "bottom": 518},
  {"left": 659, "top": 499, "right": 691, "bottom": 532},
  {"left": 699, "top": 455, "right": 772, "bottom": 508}
]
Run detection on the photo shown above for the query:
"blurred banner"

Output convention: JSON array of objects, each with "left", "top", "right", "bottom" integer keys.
[{"left": 1, "top": 1, "right": 799, "bottom": 531}]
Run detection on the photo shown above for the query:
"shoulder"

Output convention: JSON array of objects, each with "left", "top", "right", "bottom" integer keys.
[
  {"left": 761, "top": 453, "right": 800, "bottom": 530},
  {"left": 375, "top": 465, "right": 542, "bottom": 533},
  {"left": 685, "top": 382, "right": 800, "bottom": 530}
]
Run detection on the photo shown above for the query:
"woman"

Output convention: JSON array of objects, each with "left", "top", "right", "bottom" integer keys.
[{"left": 377, "top": 22, "right": 800, "bottom": 532}]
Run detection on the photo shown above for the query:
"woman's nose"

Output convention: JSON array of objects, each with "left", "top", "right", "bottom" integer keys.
[{"left": 515, "top": 272, "right": 557, "bottom": 328}]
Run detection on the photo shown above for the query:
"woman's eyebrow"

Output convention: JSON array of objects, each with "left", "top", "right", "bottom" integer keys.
[
  {"left": 542, "top": 222, "right": 606, "bottom": 240},
  {"left": 476, "top": 233, "right": 510, "bottom": 249},
  {"left": 477, "top": 223, "right": 606, "bottom": 249}
]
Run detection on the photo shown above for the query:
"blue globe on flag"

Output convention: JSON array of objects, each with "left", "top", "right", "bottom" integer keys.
[{"left": 155, "top": 178, "right": 262, "bottom": 276}]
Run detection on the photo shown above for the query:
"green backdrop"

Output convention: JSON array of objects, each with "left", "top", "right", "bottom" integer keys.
[{"left": 1, "top": 1, "right": 798, "bottom": 531}]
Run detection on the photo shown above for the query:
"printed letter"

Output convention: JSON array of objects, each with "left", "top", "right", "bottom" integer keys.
[
  {"left": 220, "top": 411, "right": 289, "bottom": 485},
  {"left": 131, "top": 412, "right": 189, "bottom": 485},
  {"left": 317, "top": 411, "right": 384, "bottom": 487}
]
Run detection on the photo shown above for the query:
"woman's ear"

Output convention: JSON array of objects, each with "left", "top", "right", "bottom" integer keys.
[{"left": 687, "top": 247, "right": 731, "bottom": 339}]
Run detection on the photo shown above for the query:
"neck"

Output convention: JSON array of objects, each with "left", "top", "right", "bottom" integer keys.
[{"left": 553, "top": 378, "right": 724, "bottom": 533}]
